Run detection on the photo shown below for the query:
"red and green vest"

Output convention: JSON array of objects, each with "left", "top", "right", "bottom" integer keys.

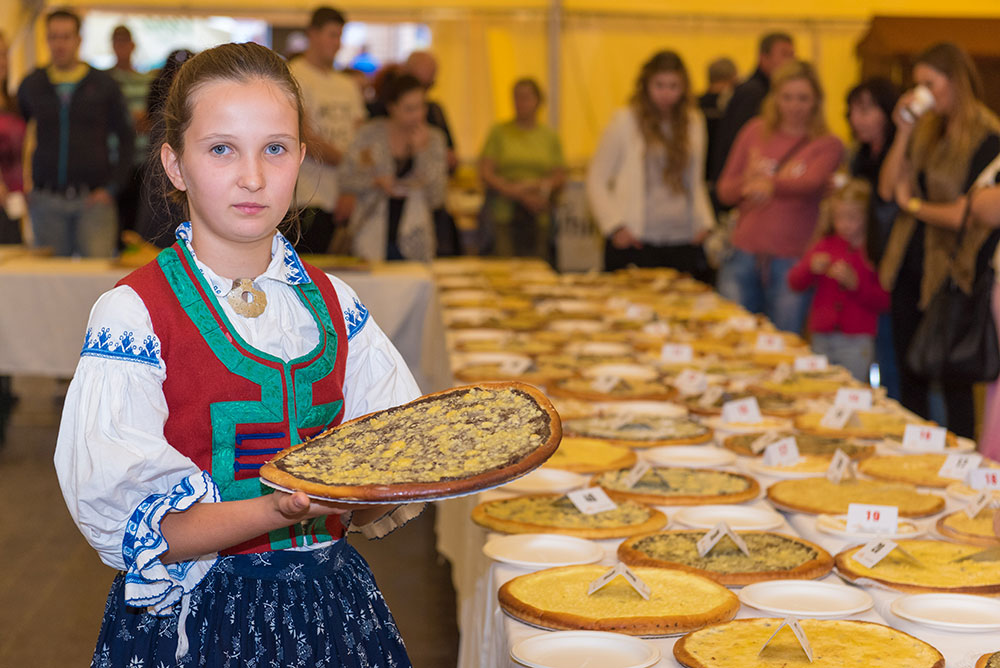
[{"left": 119, "top": 242, "right": 349, "bottom": 554}]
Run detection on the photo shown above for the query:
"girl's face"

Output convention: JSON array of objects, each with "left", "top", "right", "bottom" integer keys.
[
  {"left": 388, "top": 88, "right": 426, "bottom": 130},
  {"left": 913, "top": 63, "right": 955, "bottom": 116},
  {"left": 776, "top": 77, "right": 817, "bottom": 130},
  {"left": 832, "top": 200, "right": 866, "bottom": 247},
  {"left": 513, "top": 84, "right": 540, "bottom": 121},
  {"left": 162, "top": 78, "right": 304, "bottom": 250},
  {"left": 646, "top": 71, "right": 685, "bottom": 115},
  {"left": 848, "top": 91, "right": 888, "bottom": 146}
]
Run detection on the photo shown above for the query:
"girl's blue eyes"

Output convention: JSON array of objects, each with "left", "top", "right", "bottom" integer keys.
[{"left": 209, "top": 144, "right": 286, "bottom": 155}]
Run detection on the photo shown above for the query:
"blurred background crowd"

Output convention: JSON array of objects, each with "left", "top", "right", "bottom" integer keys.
[{"left": 3, "top": 3, "right": 1000, "bottom": 447}]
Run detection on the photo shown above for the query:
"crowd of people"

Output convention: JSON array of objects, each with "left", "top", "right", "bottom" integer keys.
[{"left": 2, "top": 10, "right": 1000, "bottom": 442}]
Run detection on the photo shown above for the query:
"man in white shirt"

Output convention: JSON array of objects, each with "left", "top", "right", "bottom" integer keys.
[{"left": 289, "top": 6, "right": 366, "bottom": 254}]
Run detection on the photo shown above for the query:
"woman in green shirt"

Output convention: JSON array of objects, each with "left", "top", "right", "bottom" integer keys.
[{"left": 478, "top": 78, "right": 566, "bottom": 262}]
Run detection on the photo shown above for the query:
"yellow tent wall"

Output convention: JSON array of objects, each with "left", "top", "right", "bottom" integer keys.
[{"left": 16, "top": 0, "right": 1000, "bottom": 167}]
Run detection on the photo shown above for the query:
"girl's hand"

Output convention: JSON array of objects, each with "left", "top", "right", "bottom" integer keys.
[
  {"left": 810, "top": 252, "right": 832, "bottom": 275},
  {"left": 374, "top": 174, "right": 396, "bottom": 195},
  {"left": 891, "top": 92, "right": 917, "bottom": 133},
  {"left": 828, "top": 260, "right": 859, "bottom": 290},
  {"left": 742, "top": 175, "right": 774, "bottom": 205},
  {"left": 272, "top": 490, "right": 358, "bottom": 522},
  {"left": 611, "top": 226, "right": 642, "bottom": 250}
]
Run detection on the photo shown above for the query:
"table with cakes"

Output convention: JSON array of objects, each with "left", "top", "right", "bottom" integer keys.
[{"left": 425, "top": 258, "right": 1000, "bottom": 668}]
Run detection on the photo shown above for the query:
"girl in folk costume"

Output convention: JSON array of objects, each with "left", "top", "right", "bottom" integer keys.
[
  {"left": 879, "top": 42, "right": 1000, "bottom": 439},
  {"left": 54, "top": 43, "right": 422, "bottom": 667}
]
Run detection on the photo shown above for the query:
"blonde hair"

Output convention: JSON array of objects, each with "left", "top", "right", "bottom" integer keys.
[
  {"left": 815, "top": 176, "right": 871, "bottom": 239},
  {"left": 909, "top": 43, "right": 999, "bottom": 179},
  {"left": 629, "top": 50, "right": 691, "bottom": 194},
  {"left": 760, "top": 60, "right": 829, "bottom": 139}
]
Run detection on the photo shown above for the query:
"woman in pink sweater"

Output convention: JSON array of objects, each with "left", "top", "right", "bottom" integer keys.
[
  {"left": 788, "top": 178, "right": 890, "bottom": 381},
  {"left": 716, "top": 60, "right": 843, "bottom": 333}
]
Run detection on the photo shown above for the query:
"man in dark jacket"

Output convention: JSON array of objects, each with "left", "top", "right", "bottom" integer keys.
[
  {"left": 18, "top": 9, "right": 134, "bottom": 257},
  {"left": 706, "top": 32, "right": 795, "bottom": 188}
]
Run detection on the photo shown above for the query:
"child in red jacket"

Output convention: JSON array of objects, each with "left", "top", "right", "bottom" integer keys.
[{"left": 788, "top": 178, "right": 890, "bottom": 381}]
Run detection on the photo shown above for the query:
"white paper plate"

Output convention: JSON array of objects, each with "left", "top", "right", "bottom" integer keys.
[
  {"left": 673, "top": 504, "right": 783, "bottom": 530},
  {"left": 500, "top": 468, "right": 589, "bottom": 494},
  {"left": 511, "top": 630, "right": 660, "bottom": 668},
  {"left": 592, "top": 400, "right": 687, "bottom": 419},
  {"left": 702, "top": 416, "right": 793, "bottom": 434},
  {"left": 483, "top": 534, "right": 605, "bottom": 570},
  {"left": 582, "top": 363, "right": 659, "bottom": 381},
  {"left": 891, "top": 593, "right": 1000, "bottom": 632},
  {"left": 449, "top": 328, "right": 511, "bottom": 344},
  {"left": 548, "top": 319, "right": 605, "bottom": 333},
  {"left": 643, "top": 445, "right": 736, "bottom": 469},
  {"left": 739, "top": 580, "right": 873, "bottom": 618},
  {"left": 747, "top": 457, "right": 827, "bottom": 479},
  {"left": 814, "top": 514, "right": 925, "bottom": 540}
]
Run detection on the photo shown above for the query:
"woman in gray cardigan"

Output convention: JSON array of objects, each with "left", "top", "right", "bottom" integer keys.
[{"left": 341, "top": 74, "right": 447, "bottom": 262}]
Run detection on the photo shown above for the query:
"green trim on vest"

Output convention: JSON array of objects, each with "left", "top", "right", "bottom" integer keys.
[{"left": 156, "top": 244, "right": 344, "bottom": 549}]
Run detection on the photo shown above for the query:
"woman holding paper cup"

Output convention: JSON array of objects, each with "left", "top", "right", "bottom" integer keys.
[{"left": 878, "top": 42, "right": 1000, "bottom": 439}]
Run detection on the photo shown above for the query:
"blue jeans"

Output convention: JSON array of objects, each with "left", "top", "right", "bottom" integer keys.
[
  {"left": 811, "top": 332, "right": 875, "bottom": 383},
  {"left": 718, "top": 247, "right": 810, "bottom": 334},
  {"left": 28, "top": 189, "right": 117, "bottom": 257}
]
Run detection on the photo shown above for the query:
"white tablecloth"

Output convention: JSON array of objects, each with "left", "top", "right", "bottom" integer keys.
[
  {"left": 0, "top": 257, "right": 452, "bottom": 392},
  {"left": 437, "top": 450, "right": 1000, "bottom": 668}
]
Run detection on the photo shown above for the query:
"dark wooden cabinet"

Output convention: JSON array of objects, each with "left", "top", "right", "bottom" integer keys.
[{"left": 857, "top": 16, "right": 1000, "bottom": 115}]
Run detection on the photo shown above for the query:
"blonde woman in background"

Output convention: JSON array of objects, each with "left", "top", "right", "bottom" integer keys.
[
  {"left": 716, "top": 59, "right": 843, "bottom": 333},
  {"left": 587, "top": 50, "right": 715, "bottom": 282},
  {"left": 879, "top": 42, "right": 1000, "bottom": 439}
]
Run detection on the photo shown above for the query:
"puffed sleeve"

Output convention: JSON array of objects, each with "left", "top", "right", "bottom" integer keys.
[
  {"left": 53, "top": 286, "right": 219, "bottom": 614},
  {"left": 327, "top": 273, "right": 426, "bottom": 538}
]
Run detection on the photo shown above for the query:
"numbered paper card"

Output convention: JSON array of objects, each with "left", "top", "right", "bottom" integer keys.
[
  {"left": 567, "top": 487, "right": 618, "bottom": 515},
  {"left": 846, "top": 503, "right": 898, "bottom": 534},
  {"left": 938, "top": 453, "right": 982, "bottom": 480},
  {"left": 794, "top": 355, "right": 829, "bottom": 373},
  {"left": 697, "top": 522, "right": 750, "bottom": 557},
  {"left": 758, "top": 617, "right": 813, "bottom": 662},
  {"left": 965, "top": 490, "right": 993, "bottom": 519},
  {"left": 819, "top": 405, "right": 857, "bottom": 430},
  {"left": 675, "top": 369, "right": 708, "bottom": 396},
  {"left": 660, "top": 343, "right": 694, "bottom": 364},
  {"left": 698, "top": 386, "right": 725, "bottom": 409},
  {"left": 750, "top": 431, "right": 782, "bottom": 455},
  {"left": 587, "top": 563, "right": 651, "bottom": 600},
  {"left": 498, "top": 357, "right": 532, "bottom": 376},
  {"left": 968, "top": 468, "right": 1000, "bottom": 491},
  {"left": 852, "top": 538, "right": 899, "bottom": 568},
  {"left": 623, "top": 461, "right": 651, "bottom": 489},
  {"left": 591, "top": 375, "right": 622, "bottom": 394},
  {"left": 722, "top": 397, "right": 763, "bottom": 425},
  {"left": 755, "top": 333, "right": 786, "bottom": 352},
  {"left": 644, "top": 321, "right": 671, "bottom": 337},
  {"left": 826, "top": 449, "right": 853, "bottom": 484},
  {"left": 770, "top": 363, "right": 792, "bottom": 383},
  {"left": 834, "top": 388, "right": 873, "bottom": 411},
  {"left": 763, "top": 437, "right": 800, "bottom": 467},
  {"left": 901, "top": 425, "right": 947, "bottom": 452}
]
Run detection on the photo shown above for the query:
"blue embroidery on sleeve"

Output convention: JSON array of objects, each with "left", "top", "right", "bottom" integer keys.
[
  {"left": 343, "top": 298, "right": 370, "bottom": 341},
  {"left": 81, "top": 328, "right": 162, "bottom": 368}
]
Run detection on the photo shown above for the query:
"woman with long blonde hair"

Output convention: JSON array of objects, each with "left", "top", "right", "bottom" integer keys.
[
  {"left": 586, "top": 50, "right": 715, "bottom": 281},
  {"left": 879, "top": 42, "right": 1000, "bottom": 438},
  {"left": 716, "top": 59, "right": 843, "bottom": 333}
]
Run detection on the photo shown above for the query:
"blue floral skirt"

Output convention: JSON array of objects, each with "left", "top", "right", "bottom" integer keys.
[{"left": 91, "top": 540, "right": 411, "bottom": 667}]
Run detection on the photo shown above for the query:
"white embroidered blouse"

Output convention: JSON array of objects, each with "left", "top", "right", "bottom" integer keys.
[{"left": 53, "top": 223, "right": 423, "bottom": 615}]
